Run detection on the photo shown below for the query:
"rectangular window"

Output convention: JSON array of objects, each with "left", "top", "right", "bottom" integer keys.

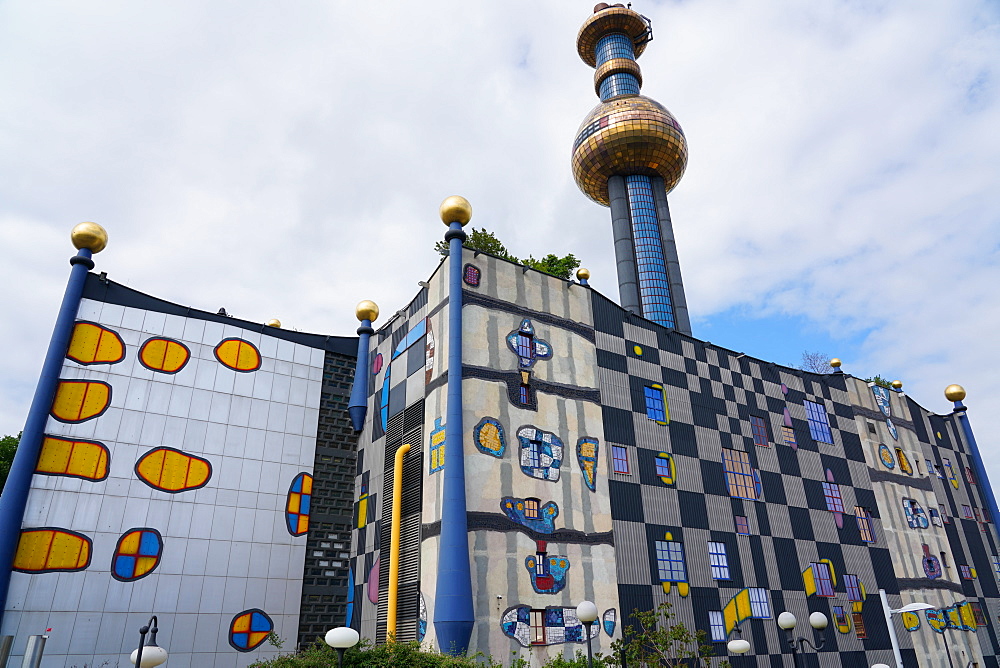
[
  {"left": 852, "top": 612, "right": 867, "bottom": 639},
  {"left": 963, "top": 505, "right": 974, "bottom": 519},
  {"left": 722, "top": 449, "right": 760, "bottom": 500},
  {"left": 524, "top": 440, "right": 541, "bottom": 468},
  {"left": 611, "top": 445, "right": 630, "bottom": 475},
  {"left": 941, "top": 504, "right": 950, "bottom": 524},
  {"left": 708, "top": 542, "right": 730, "bottom": 580},
  {"left": 655, "top": 540, "right": 687, "bottom": 583},
  {"left": 844, "top": 574, "right": 862, "bottom": 601},
  {"left": 974, "top": 508, "right": 982, "bottom": 521},
  {"left": 735, "top": 515, "right": 750, "bottom": 535},
  {"left": 518, "top": 384, "right": 530, "bottom": 405},
  {"left": 855, "top": 506, "right": 876, "bottom": 543},
  {"left": 960, "top": 565, "right": 974, "bottom": 580},
  {"left": 812, "top": 562, "right": 835, "bottom": 597},
  {"left": 530, "top": 609, "right": 546, "bottom": 644},
  {"left": 833, "top": 606, "right": 849, "bottom": 627},
  {"left": 804, "top": 400, "right": 833, "bottom": 443},
  {"left": 748, "top": 588, "right": 771, "bottom": 618},
  {"left": 822, "top": 481, "right": 846, "bottom": 514},
  {"left": 644, "top": 385, "right": 667, "bottom": 423},
  {"left": 655, "top": 455, "right": 673, "bottom": 479},
  {"left": 781, "top": 425, "right": 797, "bottom": 447},
  {"left": 926, "top": 459, "right": 934, "bottom": 476},
  {"left": 867, "top": 422, "right": 877, "bottom": 434},
  {"left": 750, "top": 415, "right": 769, "bottom": 447},
  {"left": 524, "top": 498, "right": 540, "bottom": 519},
  {"left": 971, "top": 602, "right": 988, "bottom": 626},
  {"left": 517, "top": 333, "right": 534, "bottom": 360},
  {"left": 967, "top": 466, "right": 976, "bottom": 484},
  {"left": 708, "top": 611, "right": 726, "bottom": 642}
]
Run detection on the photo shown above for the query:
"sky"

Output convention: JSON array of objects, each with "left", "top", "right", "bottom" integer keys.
[{"left": 2, "top": 1, "right": 999, "bottom": 474}]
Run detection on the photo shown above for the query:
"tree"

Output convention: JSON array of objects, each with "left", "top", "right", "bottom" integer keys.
[
  {"left": 0, "top": 433, "right": 20, "bottom": 491},
  {"left": 864, "top": 375, "right": 894, "bottom": 389},
  {"left": 798, "top": 351, "right": 832, "bottom": 374},
  {"left": 607, "top": 601, "right": 729, "bottom": 668},
  {"left": 435, "top": 228, "right": 581, "bottom": 280}
]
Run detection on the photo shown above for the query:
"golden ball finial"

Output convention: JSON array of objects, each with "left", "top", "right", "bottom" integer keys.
[
  {"left": 356, "top": 300, "right": 379, "bottom": 322},
  {"left": 891, "top": 380, "right": 903, "bottom": 390},
  {"left": 266, "top": 319, "right": 282, "bottom": 328},
  {"left": 945, "top": 384, "right": 967, "bottom": 402},
  {"left": 439, "top": 196, "right": 472, "bottom": 226},
  {"left": 829, "top": 358, "right": 842, "bottom": 368},
  {"left": 71, "top": 222, "right": 108, "bottom": 253},
  {"left": 576, "top": 267, "right": 591, "bottom": 280}
]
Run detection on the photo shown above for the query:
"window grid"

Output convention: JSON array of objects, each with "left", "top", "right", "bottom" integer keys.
[
  {"left": 963, "top": 505, "right": 974, "bottom": 519},
  {"left": 524, "top": 441, "right": 541, "bottom": 469},
  {"left": 611, "top": 445, "right": 630, "bottom": 475},
  {"left": 722, "top": 449, "right": 760, "bottom": 500},
  {"left": 833, "top": 606, "right": 849, "bottom": 627},
  {"left": 804, "top": 400, "right": 833, "bottom": 443},
  {"left": 749, "top": 415, "right": 769, "bottom": 447},
  {"left": 972, "top": 602, "right": 988, "bottom": 626},
  {"left": 644, "top": 385, "right": 667, "bottom": 423},
  {"left": 812, "top": 562, "right": 834, "bottom": 597},
  {"left": 782, "top": 425, "right": 797, "bottom": 447},
  {"left": 595, "top": 33, "right": 636, "bottom": 65},
  {"left": 524, "top": 498, "right": 540, "bottom": 519},
  {"left": 708, "top": 542, "right": 730, "bottom": 580},
  {"left": 735, "top": 515, "right": 750, "bottom": 535},
  {"left": 748, "top": 588, "right": 771, "bottom": 618},
  {"left": 516, "top": 333, "right": 533, "bottom": 360},
  {"left": 855, "top": 506, "right": 876, "bottom": 543},
  {"left": 960, "top": 565, "right": 974, "bottom": 579},
  {"left": 853, "top": 612, "right": 867, "bottom": 638},
  {"left": 599, "top": 73, "right": 640, "bottom": 100},
  {"left": 822, "top": 481, "right": 846, "bottom": 514},
  {"left": 655, "top": 455, "right": 672, "bottom": 480},
  {"left": 655, "top": 541, "right": 687, "bottom": 583},
  {"left": 967, "top": 467, "right": 976, "bottom": 484},
  {"left": 708, "top": 611, "right": 726, "bottom": 642},
  {"left": 844, "top": 574, "right": 862, "bottom": 601},
  {"left": 518, "top": 384, "right": 530, "bottom": 405},
  {"left": 530, "top": 610, "right": 546, "bottom": 644},
  {"left": 625, "top": 175, "right": 674, "bottom": 328}
]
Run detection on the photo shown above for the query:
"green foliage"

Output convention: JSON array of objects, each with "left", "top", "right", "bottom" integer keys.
[
  {"left": 0, "top": 432, "right": 21, "bottom": 491},
  {"left": 267, "top": 631, "right": 286, "bottom": 650},
  {"left": 864, "top": 375, "right": 894, "bottom": 389},
  {"left": 435, "top": 229, "right": 581, "bottom": 280},
  {"left": 605, "top": 601, "right": 729, "bottom": 668}
]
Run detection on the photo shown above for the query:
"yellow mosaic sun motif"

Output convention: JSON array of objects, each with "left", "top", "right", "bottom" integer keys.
[
  {"left": 66, "top": 322, "right": 125, "bottom": 366},
  {"left": 50, "top": 380, "right": 111, "bottom": 423},
  {"left": 214, "top": 338, "right": 261, "bottom": 372},
  {"left": 13, "top": 528, "right": 92, "bottom": 573},
  {"left": 35, "top": 436, "right": 109, "bottom": 481}
]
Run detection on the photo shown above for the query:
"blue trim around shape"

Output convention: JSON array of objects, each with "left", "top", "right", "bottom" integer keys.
[
  {"left": 434, "top": 224, "right": 475, "bottom": 654},
  {"left": 0, "top": 248, "right": 93, "bottom": 626}
]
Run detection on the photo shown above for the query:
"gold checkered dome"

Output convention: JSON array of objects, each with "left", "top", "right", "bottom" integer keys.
[{"left": 572, "top": 4, "right": 688, "bottom": 206}]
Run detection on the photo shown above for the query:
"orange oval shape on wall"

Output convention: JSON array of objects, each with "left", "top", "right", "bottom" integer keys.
[
  {"left": 36, "top": 436, "right": 110, "bottom": 481},
  {"left": 214, "top": 338, "right": 261, "bottom": 372},
  {"left": 139, "top": 337, "right": 191, "bottom": 374},
  {"left": 66, "top": 321, "right": 125, "bottom": 366},
  {"left": 134, "top": 446, "right": 212, "bottom": 493},
  {"left": 13, "top": 528, "right": 92, "bottom": 573},
  {"left": 50, "top": 380, "right": 112, "bottom": 423}
]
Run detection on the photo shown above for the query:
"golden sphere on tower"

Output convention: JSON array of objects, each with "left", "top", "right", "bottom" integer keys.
[
  {"left": 945, "top": 384, "right": 967, "bottom": 402},
  {"left": 891, "top": 380, "right": 903, "bottom": 390},
  {"left": 577, "top": 267, "right": 591, "bottom": 281},
  {"left": 266, "top": 319, "right": 282, "bottom": 328},
  {"left": 829, "top": 358, "right": 842, "bottom": 368},
  {"left": 439, "top": 196, "right": 472, "bottom": 226},
  {"left": 572, "top": 96, "right": 688, "bottom": 206},
  {"left": 71, "top": 222, "right": 108, "bottom": 253},
  {"left": 356, "top": 300, "right": 379, "bottom": 322}
]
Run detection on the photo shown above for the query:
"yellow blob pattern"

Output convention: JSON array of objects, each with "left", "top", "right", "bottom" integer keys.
[
  {"left": 214, "top": 338, "right": 261, "bottom": 372},
  {"left": 50, "top": 380, "right": 112, "bottom": 423},
  {"left": 134, "top": 446, "right": 212, "bottom": 493},
  {"left": 66, "top": 322, "right": 125, "bottom": 366},
  {"left": 13, "top": 528, "right": 92, "bottom": 573},
  {"left": 35, "top": 436, "right": 109, "bottom": 481},
  {"left": 139, "top": 337, "right": 191, "bottom": 374}
]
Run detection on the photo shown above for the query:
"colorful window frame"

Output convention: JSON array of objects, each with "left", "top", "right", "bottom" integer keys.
[
  {"left": 748, "top": 588, "right": 771, "bottom": 618},
  {"left": 655, "top": 540, "right": 687, "bottom": 583},
  {"left": 735, "top": 515, "right": 750, "bottom": 535},
  {"left": 644, "top": 385, "right": 668, "bottom": 424},
  {"left": 517, "top": 333, "right": 534, "bottom": 360},
  {"left": 750, "top": 415, "right": 769, "bottom": 447},
  {"left": 655, "top": 452, "right": 675, "bottom": 486},
  {"left": 803, "top": 400, "right": 833, "bottom": 443},
  {"left": 844, "top": 574, "right": 862, "bottom": 601},
  {"left": 708, "top": 542, "right": 730, "bottom": 580},
  {"left": 811, "top": 562, "right": 835, "bottom": 597},
  {"left": 971, "top": 602, "right": 988, "bottom": 626},
  {"left": 530, "top": 609, "right": 546, "bottom": 645},
  {"left": 708, "top": 611, "right": 726, "bottom": 642},
  {"left": 463, "top": 263, "right": 481, "bottom": 287},
  {"left": 822, "top": 481, "right": 846, "bottom": 514},
  {"left": 855, "top": 506, "right": 876, "bottom": 543},
  {"left": 963, "top": 505, "right": 974, "bottom": 519},
  {"left": 960, "top": 565, "right": 975, "bottom": 580},
  {"left": 781, "top": 425, "right": 797, "bottom": 447},
  {"left": 722, "top": 449, "right": 761, "bottom": 500},
  {"left": 611, "top": 445, "right": 630, "bottom": 475},
  {"left": 524, "top": 498, "right": 540, "bottom": 519},
  {"left": 852, "top": 612, "right": 867, "bottom": 638}
]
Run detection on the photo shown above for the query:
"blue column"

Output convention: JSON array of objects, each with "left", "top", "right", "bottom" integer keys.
[
  {"left": 0, "top": 246, "right": 95, "bottom": 626},
  {"left": 434, "top": 221, "right": 474, "bottom": 654},
  {"left": 348, "top": 320, "right": 373, "bottom": 432},
  {"left": 953, "top": 399, "right": 1000, "bottom": 529}
]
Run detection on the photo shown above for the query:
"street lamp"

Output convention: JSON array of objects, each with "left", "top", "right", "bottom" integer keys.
[
  {"left": 727, "top": 625, "right": 751, "bottom": 656},
  {"left": 325, "top": 626, "right": 360, "bottom": 668},
  {"left": 129, "top": 616, "right": 168, "bottom": 667},
  {"left": 576, "top": 601, "right": 599, "bottom": 668},
  {"left": 777, "top": 611, "right": 828, "bottom": 668},
  {"left": 878, "top": 588, "right": 935, "bottom": 668}
]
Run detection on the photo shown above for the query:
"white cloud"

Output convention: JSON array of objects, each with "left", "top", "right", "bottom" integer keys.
[{"left": 2, "top": 1, "right": 999, "bottom": 477}]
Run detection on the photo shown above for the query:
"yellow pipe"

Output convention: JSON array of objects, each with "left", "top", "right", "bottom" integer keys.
[{"left": 387, "top": 442, "right": 410, "bottom": 642}]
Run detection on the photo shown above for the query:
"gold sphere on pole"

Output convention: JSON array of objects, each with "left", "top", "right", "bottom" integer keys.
[
  {"left": 266, "top": 319, "right": 282, "bottom": 328},
  {"left": 829, "top": 358, "right": 842, "bottom": 368},
  {"left": 576, "top": 267, "right": 591, "bottom": 281},
  {"left": 945, "top": 384, "right": 967, "bottom": 402},
  {"left": 71, "top": 222, "right": 108, "bottom": 253},
  {"left": 356, "top": 300, "right": 380, "bottom": 322},
  {"left": 891, "top": 380, "right": 903, "bottom": 390},
  {"left": 439, "top": 196, "right": 472, "bottom": 226}
]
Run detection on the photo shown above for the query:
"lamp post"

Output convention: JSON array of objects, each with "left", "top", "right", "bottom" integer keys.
[
  {"left": 727, "top": 626, "right": 751, "bottom": 657},
  {"left": 576, "top": 601, "right": 599, "bottom": 668},
  {"left": 878, "top": 589, "right": 936, "bottom": 668},
  {"left": 325, "top": 626, "right": 360, "bottom": 668},
  {"left": 777, "top": 611, "right": 828, "bottom": 668},
  {"left": 129, "top": 616, "right": 168, "bottom": 667}
]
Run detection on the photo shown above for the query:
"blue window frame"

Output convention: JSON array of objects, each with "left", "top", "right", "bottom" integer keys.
[
  {"left": 595, "top": 33, "right": 635, "bottom": 65},
  {"left": 517, "top": 333, "right": 533, "bottom": 360},
  {"left": 523, "top": 440, "right": 541, "bottom": 468},
  {"left": 644, "top": 385, "right": 667, "bottom": 423},
  {"left": 708, "top": 611, "right": 726, "bottom": 642},
  {"left": 655, "top": 540, "right": 687, "bottom": 583},
  {"left": 844, "top": 574, "right": 862, "bottom": 601},
  {"left": 708, "top": 542, "right": 730, "bottom": 580},
  {"left": 855, "top": 506, "right": 876, "bottom": 542},
  {"left": 722, "top": 448, "right": 760, "bottom": 500},
  {"left": 822, "top": 481, "right": 845, "bottom": 514},
  {"left": 748, "top": 588, "right": 771, "bottom": 618},
  {"left": 518, "top": 384, "right": 530, "bottom": 405},
  {"left": 611, "top": 445, "right": 630, "bottom": 475},
  {"left": 804, "top": 400, "right": 833, "bottom": 443},
  {"left": 812, "top": 562, "right": 834, "bottom": 596},
  {"left": 750, "top": 415, "right": 769, "bottom": 447}
]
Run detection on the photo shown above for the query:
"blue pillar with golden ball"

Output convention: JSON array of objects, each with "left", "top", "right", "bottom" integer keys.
[
  {"left": 947, "top": 384, "right": 1000, "bottom": 529},
  {"left": 0, "top": 222, "right": 108, "bottom": 627},
  {"left": 349, "top": 300, "right": 379, "bottom": 432}
]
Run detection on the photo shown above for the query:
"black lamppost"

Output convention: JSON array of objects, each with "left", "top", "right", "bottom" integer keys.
[
  {"left": 129, "top": 616, "right": 168, "bottom": 667},
  {"left": 576, "top": 601, "right": 599, "bottom": 668},
  {"left": 325, "top": 626, "right": 360, "bottom": 668},
  {"left": 777, "top": 611, "right": 828, "bottom": 668}
]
